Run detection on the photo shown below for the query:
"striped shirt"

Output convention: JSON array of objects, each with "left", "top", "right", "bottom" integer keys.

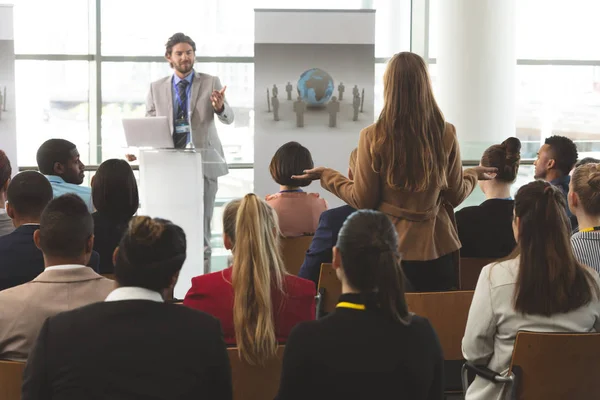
[{"left": 571, "top": 231, "right": 600, "bottom": 274}]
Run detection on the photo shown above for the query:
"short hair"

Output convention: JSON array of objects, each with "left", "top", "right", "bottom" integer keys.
[
  {"left": 36, "top": 139, "right": 77, "bottom": 175},
  {"left": 92, "top": 159, "right": 139, "bottom": 220},
  {"left": 545, "top": 136, "right": 578, "bottom": 176},
  {"left": 165, "top": 32, "right": 196, "bottom": 57},
  {"left": 0, "top": 150, "right": 11, "bottom": 190},
  {"left": 572, "top": 163, "right": 600, "bottom": 216},
  {"left": 7, "top": 171, "right": 53, "bottom": 218},
  {"left": 269, "top": 141, "right": 314, "bottom": 187},
  {"left": 575, "top": 157, "right": 600, "bottom": 168},
  {"left": 115, "top": 216, "right": 186, "bottom": 292},
  {"left": 39, "top": 194, "right": 94, "bottom": 258},
  {"left": 481, "top": 137, "right": 521, "bottom": 183}
]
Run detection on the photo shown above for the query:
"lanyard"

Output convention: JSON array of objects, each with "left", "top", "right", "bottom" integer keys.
[
  {"left": 580, "top": 226, "right": 600, "bottom": 233},
  {"left": 336, "top": 301, "right": 366, "bottom": 311}
]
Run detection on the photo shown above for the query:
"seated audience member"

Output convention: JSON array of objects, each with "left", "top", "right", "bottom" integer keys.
[
  {"left": 534, "top": 135, "right": 579, "bottom": 230},
  {"left": 22, "top": 216, "right": 232, "bottom": 399},
  {"left": 0, "top": 171, "right": 53, "bottom": 291},
  {"left": 575, "top": 157, "right": 600, "bottom": 170},
  {"left": 184, "top": 194, "right": 315, "bottom": 362},
  {"left": 36, "top": 138, "right": 94, "bottom": 212},
  {"left": 92, "top": 159, "right": 139, "bottom": 274},
  {"left": 462, "top": 181, "right": 600, "bottom": 400},
  {"left": 266, "top": 141, "right": 327, "bottom": 237},
  {"left": 456, "top": 138, "right": 521, "bottom": 258},
  {"left": 298, "top": 149, "right": 357, "bottom": 286},
  {"left": 0, "top": 194, "right": 114, "bottom": 361},
  {"left": 276, "top": 210, "right": 444, "bottom": 400},
  {"left": 569, "top": 163, "right": 600, "bottom": 273},
  {"left": 0, "top": 150, "right": 14, "bottom": 237}
]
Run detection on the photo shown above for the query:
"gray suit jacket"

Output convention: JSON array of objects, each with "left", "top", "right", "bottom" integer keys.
[
  {"left": 0, "top": 267, "right": 114, "bottom": 361},
  {"left": 145, "top": 71, "right": 234, "bottom": 179}
]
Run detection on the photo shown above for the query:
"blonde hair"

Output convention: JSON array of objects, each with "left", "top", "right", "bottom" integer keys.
[
  {"left": 232, "top": 193, "right": 286, "bottom": 365},
  {"left": 572, "top": 163, "right": 600, "bottom": 216},
  {"left": 222, "top": 199, "right": 242, "bottom": 244}
]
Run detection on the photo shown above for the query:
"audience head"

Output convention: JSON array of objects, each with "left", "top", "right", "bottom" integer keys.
[
  {"left": 222, "top": 198, "right": 241, "bottom": 250},
  {"left": 569, "top": 163, "right": 600, "bottom": 218},
  {"left": 572, "top": 157, "right": 600, "bottom": 176},
  {"left": 34, "top": 194, "right": 94, "bottom": 266},
  {"left": 478, "top": 137, "right": 521, "bottom": 194},
  {"left": 165, "top": 32, "right": 196, "bottom": 73},
  {"left": 231, "top": 193, "right": 285, "bottom": 365},
  {"left": 512, "top": 181, "right": 599, "bottom": 316},
  {"left": 0, "top": 150, "right": 11, "bottom": 197},
  {"left": 334, "top": 210, "right": 409, "bottom": 323},
  {"left": 269, "top": 141, "right": 314, "bottom": 188},
  {"left": 6, "top": 171, "right": 53, "bottom": 225},
  {"left": 36, "top": 139, "right": 85, "bottom": 185},
  {"left": 348, "top": 148, "right": 358, "bottom": 180},
  {"left": 114, "top": 216, "right": 185, "bottom": 292},
  {"left": 534, "top": 135, "right": 578, "bottom": 180},
  {"left": 374, "top": 52, "right": 447, "bottom": 192},
  {"left": 92, "top": 159, "right": 139, "bottom": 220}
]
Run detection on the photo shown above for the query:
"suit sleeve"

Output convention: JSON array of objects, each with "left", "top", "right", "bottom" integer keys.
[
  {"left": 298, "top": 213, "right": 334, "bottom": 287},
  {"left": 320, "top": 128, "right": 381, "bottom": 210},
  {"left": 275, "top": 323, "right": 313, "bottom": 400},
  {"left": 22, "top": 318, "right": 51, "bottom": 400},
  {"left": 442, "top": 124, "right": 477, "bottom": 207},
  {"left": 145, "top": 84, "right": 156, "bottom": 117},
  {"left": 204, "top": 318, "right": 233, "bottom": 400},
  {"left": 213, "top": 77, "right": 234, "bottom": 124}
]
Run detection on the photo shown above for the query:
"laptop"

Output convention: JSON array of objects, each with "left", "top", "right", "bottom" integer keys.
[{"left": 122, "top": 117, "right": 174, "bottom": 149}]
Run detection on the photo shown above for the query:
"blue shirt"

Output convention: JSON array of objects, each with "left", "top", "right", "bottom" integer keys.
[
  {"left": 172, "top": 70, "right": 194, "bottom": 120},
  {"left": 45, "top": 175, "right": 94, "bottom": 213}
]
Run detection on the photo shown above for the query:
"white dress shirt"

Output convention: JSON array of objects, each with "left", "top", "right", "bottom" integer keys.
[
  {"left": 45, "top": 264, "right": 87, "bottom": 272},
  {"left": 105, "top": 287, "right": 164, "bottom": 303}
]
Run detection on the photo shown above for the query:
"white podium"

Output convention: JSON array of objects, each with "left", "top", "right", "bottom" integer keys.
[{"left": 138, "top": 149, "right": 218, "bottom": 299}]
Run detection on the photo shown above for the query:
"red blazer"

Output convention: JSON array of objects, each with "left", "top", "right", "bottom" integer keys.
[{"left": 183, "top": 267, "right": 316, "bottom": 345}]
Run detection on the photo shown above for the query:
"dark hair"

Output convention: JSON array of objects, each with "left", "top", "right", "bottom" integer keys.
[
  {"left": 92, "top": 159, "right": 139, "bottom": 220},
  {"left": 575, "top": 157, "right": 600, "bottom": 168},
  {"left": 481, "top": 137, "right": 521, "bottom": 183},
  {"left": 0, "top": 150, "right": 11, "bottom": 191},
  {"left": 336, "top": 210, "right": 409, "bottom": 323},
  {"left": 39, "top": 194, "right": 94, "bottom": 258},
  {"left": 513, "top": 181, "right": 599, "bottom": 316},
  {"left": 269, "top": 141, "right": 314, "bottom": 187},
  {"left": 36, "top": 139, "right": 77, "bottom": 175},
  {"left": 7, "top": 171, "right": 53, "bottom": 218},
  {"left": 544, "top": 135, "right": 578, "bottom": 176},
  {"left": 115, "top": 216, "right": 186, "bottom": 292},
  {"left": 165, "top": 32, "right": 196, "bottom": 57},
  {"left": 572, "top": 163, "right": 600, "bottom": 216}
]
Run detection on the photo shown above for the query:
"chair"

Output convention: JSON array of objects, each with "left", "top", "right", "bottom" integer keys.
[
  {"left": 463, "top": 332, "right": 600, "bottom": 399},
  {"left": 0, "top": 360, "right": 25, "bottom": 400},
  {"left": 317, "top": 263, "right": 341, "bottom": 317},
  {"left": 280, "top": 235, "right": 314, "bottom": 275},
  {"left": 228, "top": 346, "right": 285, "bottom": 400},
  {"left": 459, "top": 258, "right": 496, "bottom": 290},
  {"left": 101, "top": 273, "right": 116, "bottom": 280},
  {"left": 406, "top": 291, "right": 474, "bottom": 393}
]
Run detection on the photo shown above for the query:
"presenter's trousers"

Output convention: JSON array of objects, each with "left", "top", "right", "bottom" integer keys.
[{"left": 204, "top": 177, "right": 218, "bottom": 274}]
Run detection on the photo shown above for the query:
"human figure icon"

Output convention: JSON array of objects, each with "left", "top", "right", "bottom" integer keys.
[
  {"left": 272, "top": 84, "right": 279, "bottom": 97},
  {"left": 327, "top": 96, "right": 340, "bottom": 128},
  {"left": 352, "top": 84, "right": 359, "bottom": 98},
  {"left": 272, "top": 94, "right": 280, "bottom": 121},
  {"left": 286, "top": 82, "right": 293, "bottom": 100},
  {"left": 352, "top": 93, "right": 360, "bottom": 121},
  {"left": 338, "top": 82, "right": 345, "bottom": 101},
  {"left": 267, "top": 88, "right": 271, "bottom": 112},
  {"left": 293, "top": 95, "right": 306, "bottom": 128},
  {"left": 360, "top": 88, "right": 365, "bottom": 113}
]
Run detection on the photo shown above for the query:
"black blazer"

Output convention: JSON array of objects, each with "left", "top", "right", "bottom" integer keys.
[
  {"left": 456, "top": 199, "right": 517, "bottom": 259},
  {"left": 92, "top": 212, "right": 130, "bottom": 274},
  {"left": 275, "top": 293, "right": 444, "bottom": 400},
  {"left": 0, "top": 225, "right": 100, "bottom": 291},
  {"left": 22, "top": 300, "right": 232, "bottom": 400}
]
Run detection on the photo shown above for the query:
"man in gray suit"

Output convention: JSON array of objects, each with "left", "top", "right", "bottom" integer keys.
[{"left": 145, "top": 32, "right": 235, "bottom": 272}]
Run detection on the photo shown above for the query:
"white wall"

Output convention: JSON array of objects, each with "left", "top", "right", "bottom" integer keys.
[{"left": 0, "top": 4, "right": 17, "bottom": 173}]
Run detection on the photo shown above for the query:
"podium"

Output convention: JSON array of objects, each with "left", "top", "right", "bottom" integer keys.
[{"left": 138, "top": 148, "right": 224, "bottom": 299}]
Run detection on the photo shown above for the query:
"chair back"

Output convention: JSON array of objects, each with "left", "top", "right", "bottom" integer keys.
[
  {"left": 459, "top": 258, "right": 496, "bottom": 290},
  {"left": 228, "top": 346, "right": 285, "bottom": 400},
  {"left": 101, "top": 273, "right": 116, "bottom": 280},
  {"left": 0, "top": 360, "right": 25, "bottom": 400},
  {"left": 405, "top": 291, "right": 474, "bottom": 360},
  {"left": 508, "top": 332, "right": 600, "bottom": 399},
  {"left": 280, "top": 235, "right": 313, "bottom": 275},
  {"left": 317, "top": 263, "right": 341, "bottom": 315}
]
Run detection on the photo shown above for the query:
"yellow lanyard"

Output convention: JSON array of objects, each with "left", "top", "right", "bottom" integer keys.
[
  {"left": 580, "top": 226, "right": 600, "bottom": 233},
  {"left": 336, "top": 301, "right": 366, "bottom": 311}
]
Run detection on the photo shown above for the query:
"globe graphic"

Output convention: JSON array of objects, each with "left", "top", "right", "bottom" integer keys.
[{"left": 297, "top": 68, "right": 335, "bottom": 106}]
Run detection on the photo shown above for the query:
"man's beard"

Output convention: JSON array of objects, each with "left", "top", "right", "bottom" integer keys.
[{"left": 175, "top": 61, "right": 193, "bottom": 74}]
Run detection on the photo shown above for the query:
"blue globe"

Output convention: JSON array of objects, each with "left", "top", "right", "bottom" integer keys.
[{"left": 297, "top": 68, "right": 334, "bottom": 106}]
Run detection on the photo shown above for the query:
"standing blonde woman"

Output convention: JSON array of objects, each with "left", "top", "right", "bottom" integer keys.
[
  {"left": 184, "top": 194, "right": 315, "bottom": 365},
  {"left": 294, "top": 52, "right": 496, "bottom": 291}
]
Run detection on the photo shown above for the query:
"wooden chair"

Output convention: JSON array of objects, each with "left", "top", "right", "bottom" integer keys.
[
  {"left": 0, "top": 360, "right": 26, "bottom": 400},
  {"left": 459, "top": 258, "right": 496, "bottom": 290},
  {"left": 280, "top": 235, "right": 314, "bottom": 275},
  {"left": 463, "top": 332, "right": 600, "bottom": 399},
  {"left": 317, "top": 263, "right": 341, "bottom": 317},
  {"left": 228, "top": 346, "right": 285, "bottom": 400},
  {"left": 101, "top": 273, "right": 116, "bottom": 280}
]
